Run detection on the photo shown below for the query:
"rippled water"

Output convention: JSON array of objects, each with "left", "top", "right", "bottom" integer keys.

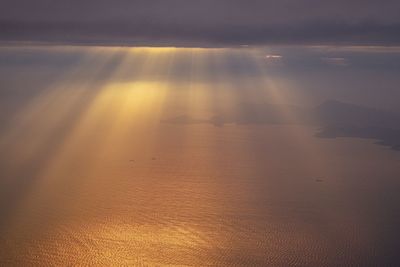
[{"left": 1, "top": 45, "right": 400, "bottom": 266}]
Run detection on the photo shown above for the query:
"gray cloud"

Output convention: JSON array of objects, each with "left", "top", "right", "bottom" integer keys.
[{"left": 1, "top": 0, "right": 400, "bottom": 46}]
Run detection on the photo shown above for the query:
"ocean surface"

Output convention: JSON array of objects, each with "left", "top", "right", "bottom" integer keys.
[{"left": 1, "top": 45, "right": 400, "bottom": 266}]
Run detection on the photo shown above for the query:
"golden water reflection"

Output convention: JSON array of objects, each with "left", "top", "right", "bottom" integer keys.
[{"left": 1, "top": 46, "right": 400, "bottom": 266}]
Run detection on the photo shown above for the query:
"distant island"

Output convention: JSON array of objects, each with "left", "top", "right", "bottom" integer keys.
[{"left": 163, "top": 100, "right": 400, "bottom": 151}]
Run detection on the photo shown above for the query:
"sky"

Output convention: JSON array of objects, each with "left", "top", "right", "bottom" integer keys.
[
  {"left": 1, "top": 2, "right": 400, "bottom": 265},
  {"left": 1, "top": 0, "right": 400, "bottom": 46}
]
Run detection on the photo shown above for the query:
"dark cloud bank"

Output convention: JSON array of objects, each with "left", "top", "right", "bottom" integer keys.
[{"left": 1, "top": 0, "right": 400, "bottom": 46}]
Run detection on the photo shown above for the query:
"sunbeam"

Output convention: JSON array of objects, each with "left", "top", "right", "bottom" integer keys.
[{"left": 1, "top": 45, "right": 400, "bottom": 266}]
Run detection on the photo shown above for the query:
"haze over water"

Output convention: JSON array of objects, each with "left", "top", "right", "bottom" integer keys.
[{"left": 1, "top": 45, "right": 400, "bottom": 266}]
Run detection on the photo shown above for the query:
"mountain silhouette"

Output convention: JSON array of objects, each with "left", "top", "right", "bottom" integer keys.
[{"left": 163, "top": 100, "right": 400, "bottom": 150}]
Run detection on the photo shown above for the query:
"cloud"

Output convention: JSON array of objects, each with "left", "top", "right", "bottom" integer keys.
[
  {"left": 1, "top": 0, "right": 400, "bottom": 46},
  {"left": 265, "top": 55, "right": 282, "bottom": 59},
  {"left": 321, "top": 57, "right": 349, "bottom": 66}
]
